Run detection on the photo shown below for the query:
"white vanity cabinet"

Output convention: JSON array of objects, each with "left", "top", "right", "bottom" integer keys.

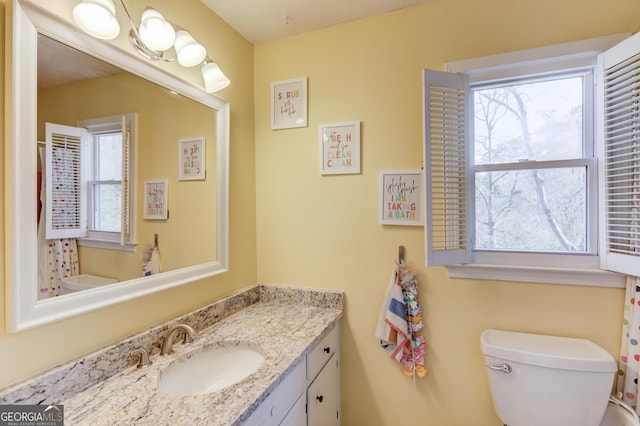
[{"left": 243, "top": 325, "right": 340, "bottom": 426}]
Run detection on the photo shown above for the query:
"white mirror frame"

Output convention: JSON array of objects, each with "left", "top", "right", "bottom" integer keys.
[{"left": 7, "top": 0, "right": 229, "bottom": 332}]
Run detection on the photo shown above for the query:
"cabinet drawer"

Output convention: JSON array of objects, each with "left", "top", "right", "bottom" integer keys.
[
  {"left": 307, "top": 325, "right": 339, "bottom": 381},
  {"left": 243, "top": 360, "right": 306, "bottom": 426}
]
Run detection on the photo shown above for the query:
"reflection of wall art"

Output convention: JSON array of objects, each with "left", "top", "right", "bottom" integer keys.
[
  {"left": 379, "top": 170, "right": 423, "bottom": 226},
  {"left": 319, "top": 121, "right": 361, "bottom": 175},
  {"left": 271, "top": 77, "right": 308, "bottom": 129},
  {"left": 144, "top": 179, "right": 168, "bottom": 220},
  {"left": 179, "top": 137, "right": 205, "bottom": 180}
]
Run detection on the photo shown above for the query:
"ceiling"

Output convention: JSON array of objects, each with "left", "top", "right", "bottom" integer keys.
[
  {"left": 37, "top": 0, "right": 432, "bottom": 89},
  {"left": 200, "top": 0, "right": 431, "bottom": 44},
  {"left": 37, "top": 34, "right": 122, "bottom": 90}
]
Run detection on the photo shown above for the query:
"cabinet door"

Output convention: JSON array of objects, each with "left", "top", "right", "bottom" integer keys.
[
  {"left": 243, "top": 361, "right": 306, "bottom": 426},
  {"left": 307, "top": 356, "right": 339, "bottom": 426},
  {"left": 279, "top": 394, "right": 306, "bottom": 426}
]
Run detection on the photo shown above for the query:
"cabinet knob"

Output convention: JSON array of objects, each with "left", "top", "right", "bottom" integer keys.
[
  {"left": 323, "top": 347, "right": 331, "bottom": 354},
  {"left": 316, "top": 395, "right": 324, "bottom": 403}
]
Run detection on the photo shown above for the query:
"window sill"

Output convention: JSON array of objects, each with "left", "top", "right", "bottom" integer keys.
[
  {"left": 78, "top": 238, "right": 137, "bottom": 252},
  {"left": 446, "top": 264, "right": 626, "bottom": 288}
]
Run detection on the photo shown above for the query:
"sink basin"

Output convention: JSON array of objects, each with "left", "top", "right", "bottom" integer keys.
[{"left": 157, "top": 345, "right": 265, "bottom": 396}]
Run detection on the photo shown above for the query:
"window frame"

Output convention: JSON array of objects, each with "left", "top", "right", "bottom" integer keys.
[
  {"left": 424, "top": 34, "right": 629, "bottom": 287},
  {"left": 77, "top": 114, "right": 137, "bottom": 252}
]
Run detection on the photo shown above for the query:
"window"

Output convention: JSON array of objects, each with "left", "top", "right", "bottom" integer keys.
[
  {"left": 90, "top": 131, "right": 123, "bottom": 233},
  {"left": 424, "top": 34, "right": 631, "bottom": 286},
  {"left": 472, "top": 72, "right": 596, "bottom": 254},
  {"left": 77, "top": 114, "right": 136, "bottom": 251}
]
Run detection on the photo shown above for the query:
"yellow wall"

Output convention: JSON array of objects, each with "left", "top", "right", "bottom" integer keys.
[
  {"left": 1, "top": 0, "right": 257, "bottom": 387},
  {"left": 254, "top": 0, "right": 640, "bottom": 424},
  {"left": 3, "top": 0, "right": 640, "bottom": 425}
]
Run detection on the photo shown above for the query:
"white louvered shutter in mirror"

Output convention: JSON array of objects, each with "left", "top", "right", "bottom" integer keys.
[
  {"left": 423, "top": 69, "right": 470, "bottom": 266},
  {"left": 121, "top": 115, "right": 131, "bottom": 245},
  {"left": 598, "top": 32, "right": 640, "bottom": 275},
  {"left": 45, "top": 122, "right": 88, "bottom": 239}
]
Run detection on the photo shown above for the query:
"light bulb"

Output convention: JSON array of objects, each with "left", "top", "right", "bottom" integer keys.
[
  {"left": 202, "top": 62, "right": 230, "bottom": 93},
  {"left": 138, "top": 8, "right": 175, "bottom": 52},
  {"left": 174, "top": 30, "right": 206, "bottom": 67},
  {"left": 72, "top": 0, "right": 120, "bottom": 40}
]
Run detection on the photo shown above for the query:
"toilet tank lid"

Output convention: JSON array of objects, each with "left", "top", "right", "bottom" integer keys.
[
  {"left": 60, "top": 274, "right": 117, "bottom": 290},
  {"left": 481, "top": 329, "right": 616, "bottom": 373}
]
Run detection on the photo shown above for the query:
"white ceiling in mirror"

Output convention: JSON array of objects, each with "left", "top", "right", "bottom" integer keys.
[
  {"left": 8, "top": 0, "right": 229, "bottom": 332},
  {"left": 201, "top": 0, "right": 432, "bottom": 44},
  {"left": 37, "top": 34, "right": 121, "bottom": 90}
]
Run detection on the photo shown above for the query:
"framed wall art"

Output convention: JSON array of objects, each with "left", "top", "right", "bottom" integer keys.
[
  {"left": 319, "top": 121, "right": 360, "bottom": 175},
  {"left": 271, "top": 77, "right": 308, "bottom": 129},
  {"left": 143, "top": 179, "right": 168, "bottom": 220},
  {"left": 379, "top": 170, "right": 423, "bottom": 226},
  {"left": 179, "top": 137, "right": 205, "bottom": 180}
]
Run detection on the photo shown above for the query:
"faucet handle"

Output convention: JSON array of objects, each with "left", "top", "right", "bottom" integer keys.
[{"left": 132, "top": 348, "right": 152, "bottom": 368}]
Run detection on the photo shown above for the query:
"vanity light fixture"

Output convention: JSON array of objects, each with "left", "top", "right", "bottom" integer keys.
[{"left": 72, "top": 0, "right": 230, "bottom": 93}]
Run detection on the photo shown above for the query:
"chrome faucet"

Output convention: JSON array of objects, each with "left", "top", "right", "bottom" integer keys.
[{"left": 161, "top": 324, "right": 197, "bottom": 355}]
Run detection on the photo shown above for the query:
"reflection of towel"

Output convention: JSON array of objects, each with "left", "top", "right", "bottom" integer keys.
[
  {"left": 142, "top": 245, "right": 162, "bottom": 276},
  {"left": 375, "top": 269, "right": 409, "bottom": 362}
]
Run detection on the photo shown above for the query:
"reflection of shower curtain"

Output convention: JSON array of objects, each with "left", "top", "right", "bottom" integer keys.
[
  {"left": 617, "top": 276, "right": 640, "bottom": 413},
  {"left": 37, "top": 147, "right": 79, "bottom": 298},
  {"left": 616, "top": 133, "right": 640, "bottom": 411}
]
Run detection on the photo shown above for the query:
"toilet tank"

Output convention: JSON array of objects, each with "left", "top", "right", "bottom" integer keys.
[{"left": 481, "top": 329, "right": 616, "bottom": 426}]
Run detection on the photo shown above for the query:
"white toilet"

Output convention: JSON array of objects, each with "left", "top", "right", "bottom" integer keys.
[
  {"left": 59, "top": 274, "right": 117, "bottom": 294},
  {"left": 480, "top": 329, "right": 638, "bottom": 426}
]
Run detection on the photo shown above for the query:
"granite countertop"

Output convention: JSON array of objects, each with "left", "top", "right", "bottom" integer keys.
[{"left": 0, "top": 285, "right": 343, "bottom": 426}]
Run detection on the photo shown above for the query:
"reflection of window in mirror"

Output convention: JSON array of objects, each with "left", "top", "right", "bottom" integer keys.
[
  {"left": 78, "top": 113, "right": 137, "bottom": 251},
  {"left": 45, "top": 123, "right": 87, "bottom": 241}
]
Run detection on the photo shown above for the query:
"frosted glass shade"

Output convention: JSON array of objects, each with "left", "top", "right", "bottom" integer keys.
[
  {"left": 138, "top": 8, "right": 175, "bottom": 52},
  {"left": 72, "top": 0, "right": 120, "bottom": 40},
  {"left": 202, "top": 62, "right": 231, "bottom": 93},
  {"left": 174, "top": 30, "right": 206, "bottom": 67}
]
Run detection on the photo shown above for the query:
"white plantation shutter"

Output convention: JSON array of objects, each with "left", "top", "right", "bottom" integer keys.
[
  {"left": 599, "top": 32, "right": 640, "bottom": 275},
  {"left": 423, "top": 69, "right": 470, "bottom": 266},
  {"left": 121, "top": 115, "right": 131, "bottom": 245},
  {"left": 45, "top": 122, "right": 88, "bottom": 239}
]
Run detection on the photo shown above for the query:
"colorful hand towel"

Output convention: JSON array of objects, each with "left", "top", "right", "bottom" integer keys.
[
  {"left": 375, "top": 268, "right": 410, "bottom": 362},
  {"left": 375, "top": 264, "right": 427, "bottom": 377}
]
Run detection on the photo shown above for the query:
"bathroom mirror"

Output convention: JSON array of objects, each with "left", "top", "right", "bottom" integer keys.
[
  {"left": 8, "top": 0, "right": 229, "bottom": 331},
  {"left": 37, "top": 34, "right": 217, "bottom": 286}
]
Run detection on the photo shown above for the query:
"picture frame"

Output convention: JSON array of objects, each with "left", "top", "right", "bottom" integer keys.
[
  {"left": 143, "top": 179, "right": 168, "bottom": 220},
  {"left": 271, "top": 77, "right": 308, "bottom": 129},
  {"left": 179, "top": 137, "right": 206, "bottom": 180},
  {"left": 319, "top": 121, "right": 361, "bottom": 175},
  {"left": 379, "top": 170, "right": 423, "bottom": 226}
]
